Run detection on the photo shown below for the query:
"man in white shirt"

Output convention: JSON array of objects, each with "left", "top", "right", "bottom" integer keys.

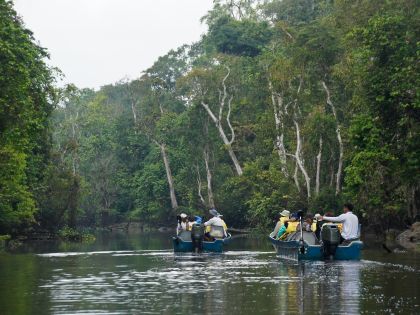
[
  {"left": 318, "top": 203, "right": 359, "bottom": 243},
  {"left": 204, "top": 209, "right": 228, "bottom": 238}
]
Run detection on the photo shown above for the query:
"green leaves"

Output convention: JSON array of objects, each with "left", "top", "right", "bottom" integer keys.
[
  {"left": 206, "top": 15, "right": 273, "bottom": 57},
  {"left": 0, "top": 1, "right": 56, "bottom": 234}
]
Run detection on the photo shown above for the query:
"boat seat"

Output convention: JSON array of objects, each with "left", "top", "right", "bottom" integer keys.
[
  {"left": 285, "top": 231, "right": 319, "bottom": 245},
  {"left": 178, "top": 230, "right": 192, "bottom": 242}
]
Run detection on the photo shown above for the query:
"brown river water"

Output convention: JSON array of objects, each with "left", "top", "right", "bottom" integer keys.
[{"left": 0, "top": 231, "right": 418, "bottom": 314}]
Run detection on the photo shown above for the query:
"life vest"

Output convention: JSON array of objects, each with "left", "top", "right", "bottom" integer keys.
[{"left": 286, "top": 221, "right": 299, "bottom": 233}]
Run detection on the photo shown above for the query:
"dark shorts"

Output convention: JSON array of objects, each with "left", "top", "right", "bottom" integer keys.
[{"left": 340, "top": 236, "right": 359, "bottom": 245}]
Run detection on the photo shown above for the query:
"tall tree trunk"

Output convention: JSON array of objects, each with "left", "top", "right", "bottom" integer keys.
[
  {"left": 329, "top": 151, "right": 335, "bottom": 188},
  {"left": 204, "top": 145, "right": 215, "bottom": 209},
  {"left": 315, "top": 136, "right": 323, "bottom": 196},
  {"left": 196, "top": 165, "right": 206, "bottom": 206},
  {"left": 268, "top": 78, "right": 288, "bottom": 177},
  {"left": 158, "top": 142, "right": 178, "bottom": 210},
  {"left": 293, "top": 160, "right": 301, "bottom": 192},
  {"left": 322, "top": 81, "right": 343, "bottom": 195},
  {"left": 409, "top": 186, "right": 418, "bottom": 219},
  {"left": 201, "top": 66, "right": 243, "bottom": 176},
  {"left": 70, "top": 111, "right": 79, "bottom": 176},
  {"left": 291, "top": 119, "right": 311, "bottom": 199}
]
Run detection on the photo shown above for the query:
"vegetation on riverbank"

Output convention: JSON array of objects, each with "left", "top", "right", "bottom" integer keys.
[
  {"left": 57, "top": 227, "right": 96, "bottom": 243},
  {"left": 0, "top": 0, "right": 418, "bottom": 237}
]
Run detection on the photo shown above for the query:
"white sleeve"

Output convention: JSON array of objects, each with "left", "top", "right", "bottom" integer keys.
[
  {"left": 323, "top": 214, "right": 346, "bottom": 223},
  {"left": 204, "top": 218, "right": 212, "bottom": 226}
]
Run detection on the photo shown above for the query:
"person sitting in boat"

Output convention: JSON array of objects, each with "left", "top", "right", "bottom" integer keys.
[
  {"left": 204, "top": 209, "right": 228, "bottom": 239},
  {"left": 316, "top": 203, "right": 359, "bottom": 244},
  {"left": 176, "top": 213, "right": 191, "bottom": 235},
  {"left": 276, "top": 222, "right": 289, "bottom": 239},
  {"left": 272, "top": 210, "right": 290, "bottom": 237},
  {"left": 296, "top": 214, "right": 314, "bottom": 232},
  {"left": 314, "top": 211, "right": 336, "bottom": 238},
  {"left": 190, "top": 215, "right": 202, "bottom": 226}
]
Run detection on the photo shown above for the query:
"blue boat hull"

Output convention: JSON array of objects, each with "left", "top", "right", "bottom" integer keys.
[
  {"left": 173, "top": 234, "right": 231, "bottom": 253},
  {"left": 269, "top": 236, "right": 363, "bottom": 261}
]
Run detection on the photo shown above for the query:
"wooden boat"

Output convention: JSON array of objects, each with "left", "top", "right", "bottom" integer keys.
[
  {"left": 173, "top": 230, "right": 231, "bottom": 253},
  {"left": 269, "top": 225, "right": 363, "bottom": 261}
]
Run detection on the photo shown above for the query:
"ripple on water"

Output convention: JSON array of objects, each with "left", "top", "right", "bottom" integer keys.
[{"left": 33, "top": 249, "right": 420, "bottom": 314}]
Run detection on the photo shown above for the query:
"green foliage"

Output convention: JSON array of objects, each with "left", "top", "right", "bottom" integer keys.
[
  {"left": 57, "top": 226, "right": 95, "bottom": 243},
  {"left": 206, "top": 15, "right": 273, "bottom": 56},
  {"left": 0, "top": 1, "right": 56, "bottom": 235},
  {"left": 2, "top": 0, "right": 418, "bottom": 235},
  {"left": 343, "top": 7, "right": 420, "bottom": 225},
  {"left": 45, "top": 0, "right": 418, "bottom": 231}
]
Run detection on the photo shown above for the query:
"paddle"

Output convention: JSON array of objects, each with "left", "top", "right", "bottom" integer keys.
[{"left": 298, "top": 210, "right": 305, "bottom": 254}]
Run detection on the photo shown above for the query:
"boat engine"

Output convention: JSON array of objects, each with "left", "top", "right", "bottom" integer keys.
[
  {"left": 191, "top": 224, "right": 204, "bottom": 253},
  {"left": 321, "top": 224, "right": 340, "bottom": 259}
]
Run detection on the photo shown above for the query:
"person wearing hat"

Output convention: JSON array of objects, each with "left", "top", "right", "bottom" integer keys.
[
  {"left": 271, "top": 210, "right": 290, "bottom": 238},
  {"left": 176, "top": 213, "right": 190, "bottom": 235},
  {"left": 204, "top": 209, "right": 228, "bottom": 238}
]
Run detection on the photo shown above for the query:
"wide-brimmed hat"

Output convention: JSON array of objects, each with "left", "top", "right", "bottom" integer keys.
[
  {"left": 280, "top": 210, "right": 290, "bottom": 217},
  {"left": 180, "top": 213, "right": 187, "bottom": 219},
  {"left": 209, "top": 209, "right": 221, "bottom": 217}
]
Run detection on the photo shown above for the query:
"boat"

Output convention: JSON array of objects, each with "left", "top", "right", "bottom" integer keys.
[
  {"left": 269, "top": 224, "right": 363, "bottom": 261},
  {"left": 173, "top": 230, "right": 232, "bottom": 253}
]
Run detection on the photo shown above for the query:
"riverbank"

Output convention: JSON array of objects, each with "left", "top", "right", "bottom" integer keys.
[{"left": 397, "top": 222, "right": 420, "bottom": 252}]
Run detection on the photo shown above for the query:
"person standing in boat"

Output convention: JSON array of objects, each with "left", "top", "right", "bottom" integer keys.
[
  {"left": 176, "top": 213, "right": 191, "bottom": 235},
  {"left": 204, "top": 209, "right": 228, "bottom": 238},
  {"left": 317, "top": 203, "right": 359, "bottom": 244}
]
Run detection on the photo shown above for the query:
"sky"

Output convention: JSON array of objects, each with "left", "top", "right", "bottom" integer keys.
[{"left": 13, "top": 0, "right": 214, "bottom": 89}]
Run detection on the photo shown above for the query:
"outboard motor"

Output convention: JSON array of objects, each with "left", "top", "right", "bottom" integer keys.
[
  {"left": 191, "top": 224, "right": 205, "bottom": 253},
  {"left": 321, "top": 224, "right": 340, "bottom": 259}
]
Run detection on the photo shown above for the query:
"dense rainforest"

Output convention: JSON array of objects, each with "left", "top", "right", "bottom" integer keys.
[{"left": 0, "top": 0, "right": 419, "bottom": 237}]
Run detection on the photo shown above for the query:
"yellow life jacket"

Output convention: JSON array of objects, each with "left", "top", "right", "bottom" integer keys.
[
  {"left": 286, "top": 221, "right": 299, "bottom": 233},
  {"left": 282, "top": 221, "right": 317, "bottom": 233}
]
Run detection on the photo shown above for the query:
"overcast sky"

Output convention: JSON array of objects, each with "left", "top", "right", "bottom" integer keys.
[{"left": 13, "top": 0, "right": 214, "bottom": 89}]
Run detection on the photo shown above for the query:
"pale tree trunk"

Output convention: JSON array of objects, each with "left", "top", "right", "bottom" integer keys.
[
  {"left": 157, "top": 142, "right": 178, "bottom": 210},
  {"left": 292, "top": 119, "right": 311, "bottom": 199},
  {"left": 196, "top": 165, "right": 206, "bottom": 206},
  {"left": 71, "top": 111, "right": 79, "bottom": 176},
  {"left": 268, "top": 78, "right": 288, "bottom": 177},
  {"left": 288, "top": 78, "right": 310, "bottom": 199},
  {"left": 322, "top": 81, "right": 343, "bottom": 195},
  {"left": 131, "top": 101, "right": 137, "bottom": 127},
  {"left": 201, "top": 66, "right": 243, "bottom": 176},
  {"left": 315, "top": 136, "right": 323, "bottom": 196},
  {"left": 202, "top": 102, "right": 243, "bottom": 175},
  {"left": 293, "top": 160, "right": 301, "bottom": 192},
  {"left": 124, "top": 81, "right": 139, "bottom": 133},
  {"left": 204, "top": 145, "right": 215, "bottom": 209},
  {"left": 329, "top": 151, "right": 335, "bottom": 188}
]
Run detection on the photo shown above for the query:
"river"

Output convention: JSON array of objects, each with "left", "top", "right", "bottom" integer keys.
[{"left": 0, "top": 231, "right": 418, "bottom": 314}]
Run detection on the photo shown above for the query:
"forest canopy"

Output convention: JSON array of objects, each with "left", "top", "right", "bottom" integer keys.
[{"left": 0, "top": 0, "right": 418, "bottom": 235}]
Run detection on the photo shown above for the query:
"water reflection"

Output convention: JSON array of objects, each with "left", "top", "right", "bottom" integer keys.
[{"left": 0, "top": 233, "right": 418, "bottom": 315}]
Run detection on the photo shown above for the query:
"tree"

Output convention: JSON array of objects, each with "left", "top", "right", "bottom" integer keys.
[{"left": 0, "top": 1, "right": 56, "bottom": 234}]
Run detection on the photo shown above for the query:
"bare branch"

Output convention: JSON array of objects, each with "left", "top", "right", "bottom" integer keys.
[
  {"left": 201, "top": 101, "right": 219, "bottom": 124},
  {"left": 322, "top": 80, "right": 343, "bottom": 195},
  {"left": 226, "top": 95, "right": 235, "bottom": 144}
]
